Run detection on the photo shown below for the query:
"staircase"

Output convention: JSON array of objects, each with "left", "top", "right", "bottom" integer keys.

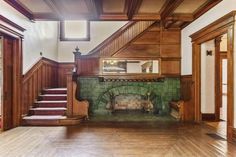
[{"left": 23, "top": 88, "right": 83, "bottom": 126}]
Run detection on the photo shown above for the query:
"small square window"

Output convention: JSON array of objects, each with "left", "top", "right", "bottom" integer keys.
[{"left": 60, "top": 20, "right": 90, "bottom": 41}]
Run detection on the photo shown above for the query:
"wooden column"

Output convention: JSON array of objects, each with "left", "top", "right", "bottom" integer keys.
[{"left": 214, "top": 36, "right": 222, "bottom": 121}]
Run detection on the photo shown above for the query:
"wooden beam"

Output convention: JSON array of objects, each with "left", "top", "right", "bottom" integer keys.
[
  {"left": 84, "top": 0, "right": 98, "bottom": 19},
  {"left": 160, "top": 0, "right": 184, "bottom": 20},
  {"left": 43, "top": 0, "right": 63, "bottom": 19},
  {"left": 3, "top": 0, "right": 34, "bottom": 20},
  {"left": 194, "top": 0, "right": 222, "bottom": 19},
  {"left": 167, "top": 13, "right": 194, "bottom": 22},
  {"left": 125, "top": 0, "right": 143, "bottom": 20},
  {"left": 132, "top": 14, "right": 161, "bottom": 20},
  {"left": 94, "top": 0, "right": 103, "bottom": 19}
]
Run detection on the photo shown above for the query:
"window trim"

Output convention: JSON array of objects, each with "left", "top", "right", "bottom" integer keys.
[{"left": 60, "top": 20, "right": 90, "bottom": 41}]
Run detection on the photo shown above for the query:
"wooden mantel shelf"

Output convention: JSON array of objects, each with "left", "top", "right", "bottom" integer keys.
[{"left": 98, "top": 75, "right": 165, "bottom": 82}]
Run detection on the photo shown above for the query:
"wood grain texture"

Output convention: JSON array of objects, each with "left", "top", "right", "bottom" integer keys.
[
  {"left": 0, "top": 122, "right": 236, "bottom": 156},
  {"left": 22, "top": 58, "right": 74, "bottom": 117},
  {"left": 190, "top": 11, "right": 235, "bottom": 141},
  {"left": 22, "top": 58, "right": 58, "bottom": 116},
  {"left": 58, "top": 63, "right": 74, "bottom": 87},
  {"left": 78, "top": 22, "right": 181, "bottom": 77},
  {"left": 180, "top": 75, "right": 194, "bottom": 122}
]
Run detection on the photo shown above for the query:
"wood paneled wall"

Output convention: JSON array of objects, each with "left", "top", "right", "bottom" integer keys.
[
  {"left": 77, "top": 22, "right": 181, "bottom": 77},
  {"left": 233, "top": 129, "right": 236, "bottom": 142},
  {"left": 58, "top": 63, "right": 74, "bottom": 87},
  {"left": 22, "top": 57, "right": 73, "bottom": 115},
  {"left": 180, "top": 75, "right": 194, "bottom": 121}
]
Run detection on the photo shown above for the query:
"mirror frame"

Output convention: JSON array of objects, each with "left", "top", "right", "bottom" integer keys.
[{"left": 99, "top": 58, "right": 161, "bottom": 76}]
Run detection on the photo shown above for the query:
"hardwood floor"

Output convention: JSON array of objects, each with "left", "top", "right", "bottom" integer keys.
[
  {"left": 0, "top": 122, "right": 236, "bottom": 157},
  {"left": 205, "top": 121, "right": 227, "bottom": 137}
]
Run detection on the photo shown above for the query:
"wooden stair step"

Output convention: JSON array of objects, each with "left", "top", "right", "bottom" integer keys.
[
  {"left": 38, "top": 94, "right": 67, "bottom": 101},
  {"left": 22, "top": 115, "right": 85, "bottom": 126},
  {"left": 29, "top": 107, "right": 67, "bottom": 115},
  {"left": 35, "top": 100, "right": 67, "bottom": 108},
  {"left": 43, "top": 88, "right": 67, "bottom": 94}
]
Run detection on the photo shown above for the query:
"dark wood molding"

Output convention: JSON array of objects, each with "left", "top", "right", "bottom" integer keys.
[
  {"left": 193, "top": 0, "right": 222, "bottom": 20},
  {"left": 4, "top": 0, "right": 34, "bottom": 20},
  {"left": 233, "top": 128, "right": 236, "bottom": 142},
  {"left": 160, "top": 0, "right": 184, "bottom": 20},
  {"left": 202, "top": 113, "right": 216, "bottom": 121},
  {"left": 0, "top": 15, "right": 26, "bottom": 32},
  {"left": 0, "top": 23, "right": 24, "bottom": 38},
  {"left": 214, "top": 36, "right": 222, "bottom": 121},
  {"left": 126, "top": 0, "right": 143, "bottom": 20},
  {"left": 190, "top": 11, "right": 236, "bottom": 42},
  {"left": 190, "top": 11, "right": 235, "bottom": 141},
  {"left": 60, "top": 21, "right": 90, "bottom": 41}
]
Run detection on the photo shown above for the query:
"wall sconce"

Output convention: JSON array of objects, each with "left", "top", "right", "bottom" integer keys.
[{"left": 206, "top": 50, "right": 213, "bottom": 56}]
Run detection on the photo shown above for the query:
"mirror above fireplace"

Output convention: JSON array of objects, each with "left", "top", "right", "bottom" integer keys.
[{"left": 102, "top": 59, "right": 159, "bottom": 74}]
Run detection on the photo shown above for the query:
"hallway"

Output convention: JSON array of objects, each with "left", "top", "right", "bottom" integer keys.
[{"left": 0, "top": 122, "right": 236, "bottom": 157}]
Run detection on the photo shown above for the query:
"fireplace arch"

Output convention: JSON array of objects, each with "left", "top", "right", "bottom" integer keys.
[{"left": 96, "top": 85, "right": 161, "bottom": 114}]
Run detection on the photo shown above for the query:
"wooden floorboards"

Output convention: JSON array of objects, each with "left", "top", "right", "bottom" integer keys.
[{"left": 0, "top": 122, "right": 236, "bottom": 157}]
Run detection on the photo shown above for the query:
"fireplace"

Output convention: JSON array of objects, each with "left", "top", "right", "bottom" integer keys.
[
  {"left": 78, "top": 77, "right": 180, "bottom": 115},
  {"left": 106, "top": 94, "right": 154, "bottom": 112}
]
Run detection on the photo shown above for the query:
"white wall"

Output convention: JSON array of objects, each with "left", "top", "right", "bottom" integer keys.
[
  {"left": 181, "top": 0, "right": 236, "bottom": 75},
  {"left": 0, "top": 0, "right": 58, "bottom": 74},
  {"left": 181, "top": 0, "right": 236, "bottom": 127},
  {"left": 58, "top": 21, "right": 127, "bottom": 62},
  {"left": 201, "top": 40, "right": 215, "bottom": 114}
]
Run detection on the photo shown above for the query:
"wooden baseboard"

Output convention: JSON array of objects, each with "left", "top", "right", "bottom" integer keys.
[
  {"left": 202, "top": 113, "right": 216, "bottom": 121},
  {"left": 233, "top": 128, "right": 236, "bottom": 142}
]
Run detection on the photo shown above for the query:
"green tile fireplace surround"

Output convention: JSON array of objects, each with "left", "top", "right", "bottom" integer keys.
[{"left": 78, "top": 77, "right": 180, "bottom": 117}]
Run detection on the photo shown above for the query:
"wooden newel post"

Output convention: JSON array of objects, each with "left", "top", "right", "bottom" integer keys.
[
  {"left": 66, "top": 47, "right": 89, "bottom": 119},
  {"left": 66, "top": 72, "right": 73, "bottom": 117}
]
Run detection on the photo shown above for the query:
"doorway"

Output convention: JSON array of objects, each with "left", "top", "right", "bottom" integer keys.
[
  {"left": 190, "top": 12, "right": 234, "bottom": 141},
  {"left": 0, "top": 32, "right": 22, "bottom": 131},
  {"left": 201, "top": 34, "right": 228, "bottom": 138}
]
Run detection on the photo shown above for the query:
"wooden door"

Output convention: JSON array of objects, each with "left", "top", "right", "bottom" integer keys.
[{"left": 2, "top": 36, "right": 14, "bottom": 130}]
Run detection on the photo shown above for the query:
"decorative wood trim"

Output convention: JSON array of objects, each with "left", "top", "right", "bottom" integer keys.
[
  {"left": 233, "top": 129, "right": 236, "bottom": 142},
  {"left": 214, "top": 36, "right": 222, "bottom": 121},
  {"left": 202, "top": 113, "right": 216, "bottom": 121},
  {"left": 3, "top": 0, "right": 34, "bottom": 20},
  {"left": 193, "top": 0, "right": 223, "bottom": 20},
  {"left": 160, "top": 0, "right": 184, "bottom": 20},
  {"left": 0, "top": 15, "right": 26, "bottom": 32},
  {"left": 0, "top": 23, "right": 24, "bottom": 38},
  {"left": 190, "top": 11, "right": 236, "bottom": 42},
  {"left": 126, "top": 0, "right": 143, "bottom": 20},
  {"left": 190, "top": 11, "right": 235, "bottom": 141}
]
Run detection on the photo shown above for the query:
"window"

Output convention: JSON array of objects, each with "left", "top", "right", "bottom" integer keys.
[{"left": 60, "top": 20, "right": 90, "bottom": 41}]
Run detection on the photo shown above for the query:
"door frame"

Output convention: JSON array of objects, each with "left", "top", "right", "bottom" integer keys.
[
  {"left": 0, "top": 16, "right": 24, "bottom": 130},
  {"left": 190, "top": 11, "right": 235, "bottom": 141}
]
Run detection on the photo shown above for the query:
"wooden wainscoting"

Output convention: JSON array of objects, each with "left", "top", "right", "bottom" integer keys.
[
  {"left": 22, "top": 58, "right": 58, "bottom": 115},
  {"left": 22, "top": 57, "right": 74, "bottom": 116},
  {"left": 233, "top": 129, "right": 236, "bottom": 142},
  {"left": 180, "top": 75, "right": 194, "bottom": 121},
  {"left": 58, "top": 63, "right": 74, "bottom": 87}
]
